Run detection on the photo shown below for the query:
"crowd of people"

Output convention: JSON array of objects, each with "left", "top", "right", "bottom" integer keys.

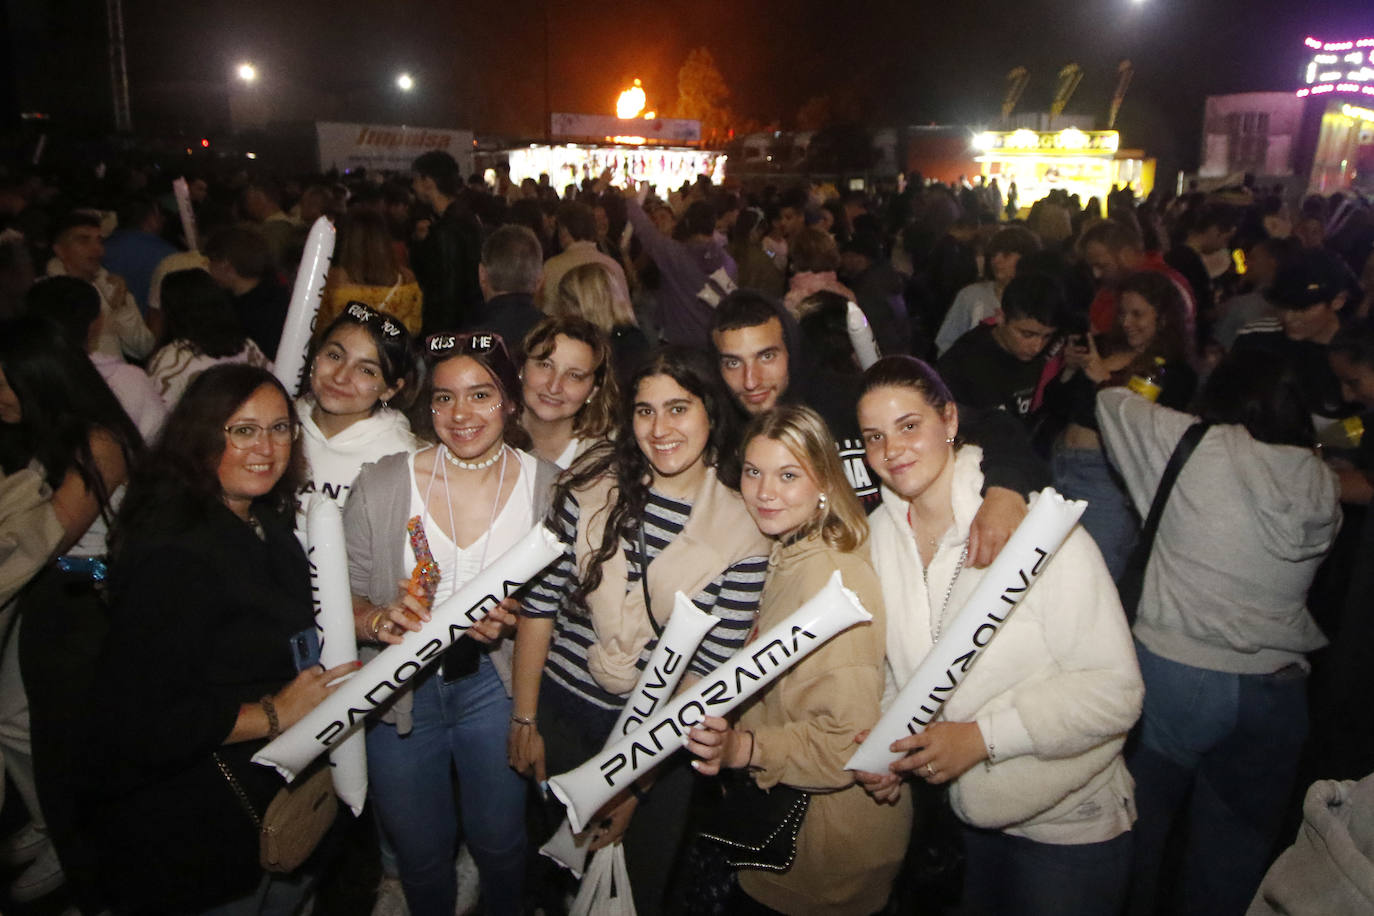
[{"left": 0, "top": 145, "right": 1372, "bottom": 916}]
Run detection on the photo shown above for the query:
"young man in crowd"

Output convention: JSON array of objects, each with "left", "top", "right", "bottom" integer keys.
[
  {"left": 1081, "top": 218, "right": 1196, "bottom": 335},
  {"left": 937, "top": 272, "right": 1066, "bottom": 426},
  {"left": 410, "top": 150, "right": 484, "bottom": 334},
  {"left": 538, "top": 201, "right": 629, "bottom": 313},
  {"left": 204, "top": 226, "right": 290, "bottom": 361},
  {"left": 1233, "top": 251, "right": 1360, "bottom": 423},
  {"left": 46, "top": 211, "right": 155, "bottom": 360},
  {"left": 709, "top": 290, "right": 1046, "bottom": 566}
]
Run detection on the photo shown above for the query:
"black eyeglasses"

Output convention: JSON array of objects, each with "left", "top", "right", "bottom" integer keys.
[
  {"left": 343, "top": 301, "right": 405, "bottom": 339},
  {"left": 423, "top": 330, "right": 510, "bottom": 362}
]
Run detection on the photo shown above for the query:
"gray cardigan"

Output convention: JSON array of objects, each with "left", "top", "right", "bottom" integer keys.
[{"left": 343, "top": 449, "right": 560, "bottom": 733}]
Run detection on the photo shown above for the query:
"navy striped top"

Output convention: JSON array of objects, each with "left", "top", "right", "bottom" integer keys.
[{"left": 523, "top": 487, "right": 769, "bottom": 712}]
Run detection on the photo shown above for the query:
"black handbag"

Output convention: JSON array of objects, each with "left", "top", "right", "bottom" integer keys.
[
  {"left": 697, "top": 770, "right": 810, "bottom": 872},
  {"left": 1117, "top": 421, "right": 1212, "bottom": 623}
]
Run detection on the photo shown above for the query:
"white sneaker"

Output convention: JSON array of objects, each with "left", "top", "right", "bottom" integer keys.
[
  {"left": 9, "top": 844, "right": 66, "bottom": 903},
  {"left": 455, "top": 844, "right": 480, "bottom": 916},
  {"left": 0, "top": 822, "right": 47, "bottom": 867},
  {"left": 371, "top": 875, "right": 409, "bottom": 916}
]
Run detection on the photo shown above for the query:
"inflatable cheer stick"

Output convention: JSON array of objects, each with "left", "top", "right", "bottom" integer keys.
[
  {"left": 305, "top": 499, "right": 367, "bottom": 815},
  {"left": 540, "top": 595, "right": 719, "bottom": 875},
  {"left": 548, "top": 572, "right": 870, "bottom": 833},
  {"left": 273, "top": 216, "right": 336, "bottom": 398},
  {"left": 846, "top": 300, "right": 881, "bottom": 370},
  {"left": 255, "top": 523, "right": 562, "bottom": 780},
  {"left": 845, "top": 490, "right": 1085, "bottom": 773}
]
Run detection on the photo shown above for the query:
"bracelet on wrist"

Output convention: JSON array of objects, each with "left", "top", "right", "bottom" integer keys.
[
  {"left": 510, "top": 713, "right": 536, "bottom": 727},
  {"left": 744, "top": 729, "right": 757, "bottom": 769},
  {"left": 260, "top": 695, "right": 281, "bottom": 740},
  {"left": 366, "top": 609, "right": 385, "bottom": 640},
  {"left": 629, "top": 782, "right": 648, "bottom": 802}
]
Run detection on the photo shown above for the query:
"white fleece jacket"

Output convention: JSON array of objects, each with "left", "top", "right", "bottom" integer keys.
[
  {"left": 870, "top": 446, "right": 1144, "bottom": 844},
  {"left": 297, "top": 399, "right": 418, "bottom": 512},
  {"left": 1096, "top": 388, "right": 1340, "bottom": 674}
]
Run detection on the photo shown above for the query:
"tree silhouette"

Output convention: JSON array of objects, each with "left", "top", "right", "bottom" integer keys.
[{"left": 673, "top": 47, "right": 734, "bottom": 144}]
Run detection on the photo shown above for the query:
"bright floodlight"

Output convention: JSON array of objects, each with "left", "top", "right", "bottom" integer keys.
[
  {"left": 396, "top": 73, "right": 415, "bottom": 91},
  {"left": 236, "top": 62, "right": 257, "bottom": 83}
]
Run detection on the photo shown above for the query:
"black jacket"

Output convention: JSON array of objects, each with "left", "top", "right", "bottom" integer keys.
[
  {"left": 82, "top": 503, "right": 313, "bottom": 912},
  {"left": 414, "top": 199, "right": 484, "bottom": 334}
]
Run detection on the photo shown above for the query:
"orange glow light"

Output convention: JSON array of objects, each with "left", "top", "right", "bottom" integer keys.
[{"left": 616, "top": 79, "right": 646, "bottom": 119}]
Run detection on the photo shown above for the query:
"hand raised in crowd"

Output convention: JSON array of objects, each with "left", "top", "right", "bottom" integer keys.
[
  {"left": 686, "top": 714, "right": 753, "bottom": 776},
  {"left": 887, "top": 721, "right": 989, "bottom": 786},
  {"left": 966, "top": 486, "right": 1027, "bottom": 568},
  {"left": 469, "top": 596, "right": 520, "bottom": 644},
  {"left": 272, "top": 661, "right": 362, "bottom": 731}
]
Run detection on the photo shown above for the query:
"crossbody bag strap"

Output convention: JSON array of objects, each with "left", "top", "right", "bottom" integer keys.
[
  {"left": 213, "top": 751, "right": 263, "bottom": 829},
  {"left": 1118, "top": 421, "right": 1212, "bottom": 623}
]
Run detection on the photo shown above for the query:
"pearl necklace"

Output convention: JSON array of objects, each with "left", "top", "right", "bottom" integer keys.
[{"left": 442, "top": 444, "right": 505, "bottom": 471}]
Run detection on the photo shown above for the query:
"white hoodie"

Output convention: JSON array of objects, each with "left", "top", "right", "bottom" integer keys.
[
  {"left": 1096, "top": 388, "right": 1341, "bottom": 674},
  {"left": 297, "top": 398, "right": 417, "bottom": 513}
]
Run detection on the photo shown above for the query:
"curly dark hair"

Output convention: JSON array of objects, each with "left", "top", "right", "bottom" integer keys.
[
  {"left": 556, "top": 345, "right": 741, "bottom": 613},
  {"left": 111, "top": 365, "right": 304, "bottom": 559}
]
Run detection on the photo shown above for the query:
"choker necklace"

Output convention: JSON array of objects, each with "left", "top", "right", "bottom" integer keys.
[{"left": 442, "top": 444, "right": 505, "bottom": 471}]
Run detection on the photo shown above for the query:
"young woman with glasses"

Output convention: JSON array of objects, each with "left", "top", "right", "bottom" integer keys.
[
  {"left": 342, "top": 330, "right": 560, "bottom": 916},
  {"left": 82, "top": 363, "right": 358, "bottom": 914}
]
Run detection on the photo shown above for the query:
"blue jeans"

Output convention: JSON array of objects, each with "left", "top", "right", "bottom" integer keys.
[
  {"left": 366, "top": 657, "right": 526, "bottom": 916},
  {"left": 959, "top": 826, "right": 1132, "bottom": 916},
  {"left": 1052, "top": 445, "right": 1138, "bottom": 581},
  {"left": 1126, "top": 641, "right": 1308, "bottom": 916}
]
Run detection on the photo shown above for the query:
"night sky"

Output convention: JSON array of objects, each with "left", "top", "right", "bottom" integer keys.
[{"left": 44, "top": 0, "right": 1374, "bottom": 173}]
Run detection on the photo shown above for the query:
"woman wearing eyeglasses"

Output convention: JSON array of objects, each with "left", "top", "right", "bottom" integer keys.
[
  {"left": 82, "top": 364, "right": 358, "bottom": 914},
  {"left": 510, "top": 346, "right": 771, "bottom": 913},
  {"left": 298, "top": 301, "right": 420, "bottom": 514},
  {"left": 343, "top": 331, "right": 560, "bottom": 916}
]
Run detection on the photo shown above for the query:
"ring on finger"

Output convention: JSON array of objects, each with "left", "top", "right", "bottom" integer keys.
[{"left": 925, "top": 762, "right": 937, "bottom": 777}]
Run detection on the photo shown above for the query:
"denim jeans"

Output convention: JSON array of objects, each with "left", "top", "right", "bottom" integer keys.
[
  {"left": 366, "top": 657, "right": 526, "bottom": 916},
  {"left": 1126, "top": 641, "right": 1308, "bottom": 916},
  {"left": 1052, "top": 445, "right": 1138, "bottom": 581},
  {"left": 958, "top": 826, "right": 1132, "bottom": 916}
]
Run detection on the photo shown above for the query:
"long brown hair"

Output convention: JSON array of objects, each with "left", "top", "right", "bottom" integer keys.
[{"left": 335, "top": 210, "right": 400, "bottom": 287}]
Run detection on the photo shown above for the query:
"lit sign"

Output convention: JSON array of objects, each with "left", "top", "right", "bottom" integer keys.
[
  {"left": 975, "top": 129, "right": 1120, "bottom": 154},
  {"left": 1300, "top": 37, "right": 1374, "bottom": 97}
]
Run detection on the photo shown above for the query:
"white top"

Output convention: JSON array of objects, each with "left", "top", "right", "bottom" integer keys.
[
  {"left": 45, "top": 259, "right": 155, "bottom": 360},
  {"left": 869, "top": 446, "right": 1143, "bottom": 844},
  {"left": 297, "top": 398, "right": 416, "bottom": 512},
  {"left": 89, "top": 351, "right": 167, "bottom": 442},
  {"left": 552, "top": 436, "right": 582, "bottom": 470},
  {"left": 936, "top": 280, "right": 1000, "bottom": 355},
  {"left": 147, "top": 339, "right": 271, "bottom": 406},
  {"left": 405, "top": 448, "right": 537, "bottom": 606}
]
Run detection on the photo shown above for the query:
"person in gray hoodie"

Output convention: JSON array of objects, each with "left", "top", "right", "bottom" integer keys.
[{"left": 1096, "top": 349, "right": 1342, "bottom": 916}]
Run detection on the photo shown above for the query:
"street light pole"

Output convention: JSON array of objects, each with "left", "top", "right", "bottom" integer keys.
[{"left": 106, "top": 0, "right": 132, "bottom": 132}]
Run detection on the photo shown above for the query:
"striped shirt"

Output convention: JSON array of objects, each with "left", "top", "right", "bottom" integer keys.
[{"left": 523, "top": 487, "right": 768, "bottom": 712}]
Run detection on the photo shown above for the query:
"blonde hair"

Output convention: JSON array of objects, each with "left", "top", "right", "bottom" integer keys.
[
  {"left": 521, "top": 315, "right": 619, "bottom": 440},
  {"left": 556, "top": 262, "right": 636, "bottom": 331},
  {"left": 741, "top": 404, "right": 868, "bottom": 552}
]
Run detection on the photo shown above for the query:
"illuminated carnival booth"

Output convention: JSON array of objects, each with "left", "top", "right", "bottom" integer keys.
[
  {"left": 1297, "top": 35, "right": 1374, "bottom": 192},
  {"left": 972, "top": 127, "right": 1153, "bottom": 209},
  {"left": 493, "top": 79, "right": 726, "bottom": 190}
]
